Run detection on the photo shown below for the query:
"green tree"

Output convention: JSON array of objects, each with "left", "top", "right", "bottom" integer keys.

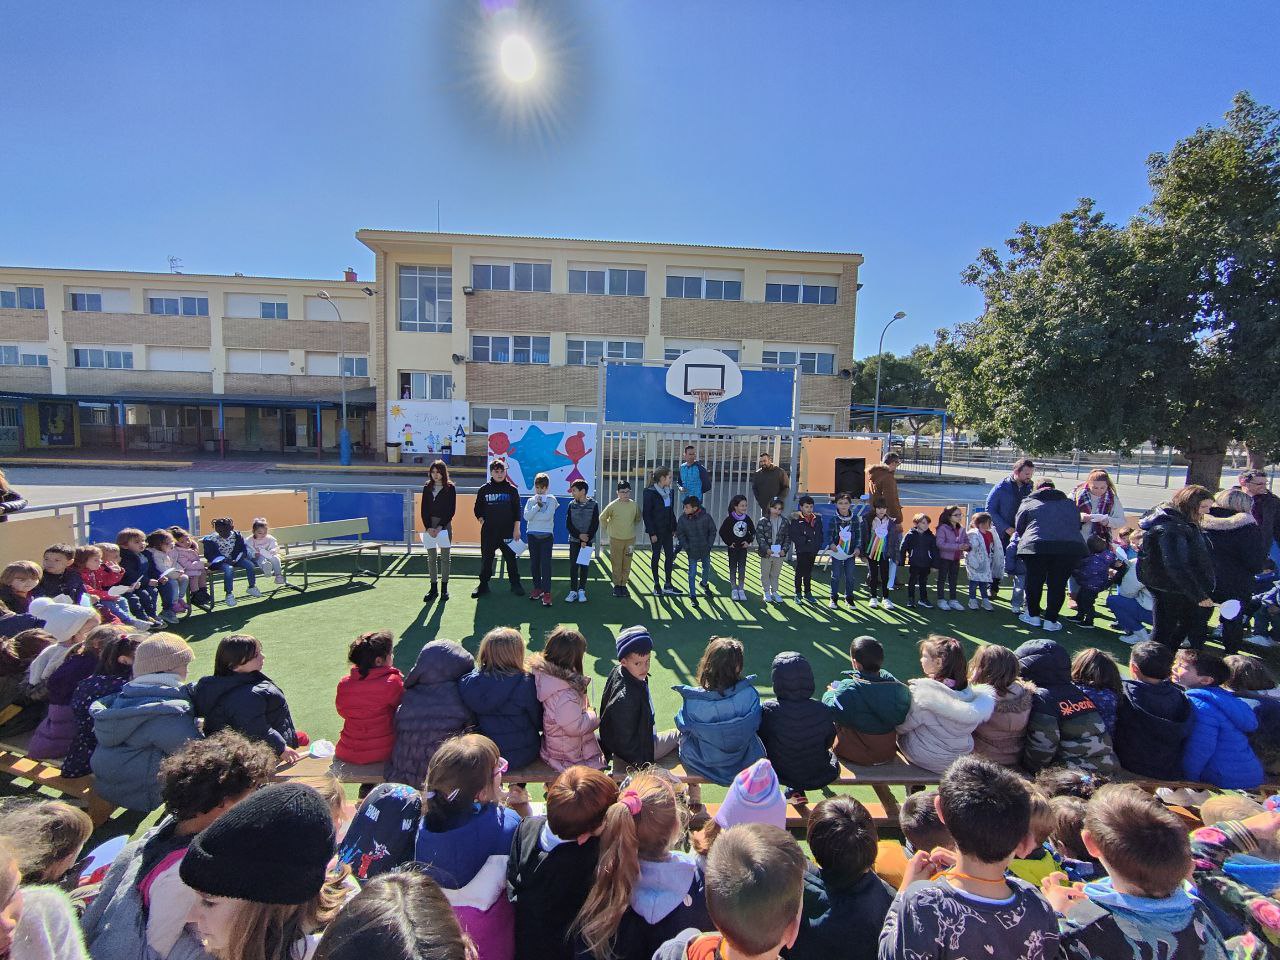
[
  {"left": 930, "top": 93, "right": 1280, "bottom": 488},
  {"left": 850, "top": 344, "right": 946, "bottom": 449}
]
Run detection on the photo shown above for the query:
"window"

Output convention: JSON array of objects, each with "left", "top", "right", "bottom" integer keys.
[
  {"left": 471, "top": 334, "right": 550, "bottom": 364},
  {"left": 765, "top": 274, "right": 838, "bottom": 305},
  {"left": 70, "top": 292, "right": 102, "bottom": 312},
  {"left": 147, "top": 296, "right": 209, "bottom": 316},
  {"left": 472, "top": 261, "right": 551, "bottom": 293},
  {"left": 0, "top": 346, "right": 48, "bottom": 366},
  {"left": 565, "top": 408, "right": 598, "bottom": 423},
  {"left": 1, "top": 287, "right": 44, "bottom": 310},
  {"left": 398, "top": 266, "right": 453, "bottom": 332},
  {"left": 342, "top": 356, "right": 368, "bottom": 377},
  {"left": 568, "top": 265, "right": 646, "bottom": 296},
  {"left": 260, "top": 301, "right": 288, "bottom": 319},
  {"left": 226, "top": 349, "right": 290, "bottom": 374},
  {"left": 181, "top": 407, "right": 215, "bottom": 428},
  {"left": 399, "top": 372, "right": 454, "bottom": 400},
  {"left": 148, "top": 347, "right": 211, "bottom": 372},
  {"left": 567, "top": 338, "right": 644, "bottom": 365},
  {"left": 72, "top": 347, "right": 133, "bottom": 369},
  {"left": 763, "top": 348, "right": 837, "bottom": 375},
  {"left": 664, "top": 343, "right": 741, "bottom": 363},
  {"left": 664, "top": 269, "right": 743, "bottom": 301},
  {"left": 305, "top": 352, "right": 365, "bottom": 376},
  {"left": 799, "top": 414, "right": 834, "bottom": 433},
  {"left": 471, "top": 406, "right": 549, "bottom": 432}
]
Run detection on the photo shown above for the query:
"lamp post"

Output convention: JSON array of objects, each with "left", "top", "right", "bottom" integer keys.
[
  {"left": 316, "top": 291, "right": 351, "bottom": 466},
  {"left": 872, "top": 310, "right": 907, "bottom": 433}
]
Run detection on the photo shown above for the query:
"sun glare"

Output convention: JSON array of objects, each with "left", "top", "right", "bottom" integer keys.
[{"left": 500, "top": 34, "right": 537, "bottom": 83}]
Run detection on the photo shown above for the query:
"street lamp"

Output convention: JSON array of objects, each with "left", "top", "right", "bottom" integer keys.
[
  {"left": 316, "top": 291, "right": 351, "bottom": 466},
  {"left": 872, "top": 311, "right": 907, "bottom": 433}
]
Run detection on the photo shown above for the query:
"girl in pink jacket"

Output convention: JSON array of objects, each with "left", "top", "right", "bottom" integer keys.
[
  {"left": 934, "top": 505, "right": 969, "bottom": 611},
  {"left": 529, "top": 627, "right": 604, "bottom": 771}
]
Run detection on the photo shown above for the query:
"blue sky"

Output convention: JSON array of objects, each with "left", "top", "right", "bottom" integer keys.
[{"left": 3, "top": 1, "right": 1277, "bottom": 355}]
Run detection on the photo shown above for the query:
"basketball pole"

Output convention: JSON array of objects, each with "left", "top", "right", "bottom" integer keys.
[{"left": 788, "top": 363, "right": 801, "bottom": 508}]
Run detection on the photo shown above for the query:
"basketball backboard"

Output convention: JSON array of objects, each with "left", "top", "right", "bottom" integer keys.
[{"left": 665, "top": 348, "right": 744, "bottom": 401}]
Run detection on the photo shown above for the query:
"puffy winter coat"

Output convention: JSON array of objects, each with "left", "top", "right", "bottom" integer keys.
[
  {"left": 789, "top": 513, "right": 824, "bottom": 554},
  {"left": 1016, "top": 639, "right": 1118, "bottom": 776},
  {"left": 1073, "top": 550, "right": 1121, "bottom": 594},
  {"left": 1202, "top": 507, "right": 1269, "bottom": 602},
  {"left": 936, "top": 523, "right": 967, "bottom": 562},
  {"left": 530, "top": 655, "right": 604, "bottom": 772},
  {"left": 822, "top": 669, "right": 911, "bottom": 735},
  {"left": 755, "top": 513, "right": 792, "bottom": 556},
  {"left": 1015, "top": 488, "right": 1089, "bottom": 558},
  {"left": 90, "top": 677, "right": 201, "bottom": 811},
  {"left": 335, "top": 665, "right": 404, "bottom": 765},
  {"left": 964, "top": 530, "right": 1006, "bottom": 581},
  {"left": 986, "top": 475, "right": 1033, "bottom": 535},
  {"left": 598, "top": 663, "right": 656, "bottom": 768},
  {"left": 1138, "top": 505, "right": 1215, "bottom": 602},
  {"left": 970, "top": 681, "right": 1032, "bottom": 766},
  {"left": 899, "top": 529, "right": 938, "bottom": 569},
  {"left": 675, "top": 508, "right": 717, "bottom": 557},
  {"left": 1183, "top": 685, "right": 1263, "bottom": 789},
  {"left": 459, "top": 669, "right": 542, "bottom": 770},
  {"left": 865, "top": 464, "right": 902, "bottom": 522},
  {"left": 758, "top": 652, "right": 837, "bottom": 790},
  {"left": 387, "top": 640, "right": 475, "bottom": 786},
  {"left": 1114, "top": 679, "right": 1192, "bottom": 780},
  {"left": 896, "top": 678, "right": 994, "bottom": 774},
  {"left": 190, "top": 670, "right": 298, "bottom": 756},
  {"left": 674, "top": 677, "right": 766, "bottom": 785},
  {"left": 28, "top": 651, "right": 97, "bottom": 759}
]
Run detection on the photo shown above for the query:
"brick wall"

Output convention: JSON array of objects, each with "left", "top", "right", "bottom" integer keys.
[
  {"left": 466, "top": 291, "right": 649, "bottom": 336},
  {"left": 223, "top": 318, "right": 370, "bottom": 353},
  {"left": 800, "top": 373, "right": 850, "bottom": 411},
  {"left": 63, "top": 312, "right": 212, "bottom": 347},
  {"left": 222, "top": 374, "right": 371, "bottom": 396},
  {"left": 66, "top": 369, "right": 214, "bottom": 394},
  {"left": 2, "top": 366, "right": 52, "bottom": 391},
  {"left": 465, "top": 362, "right": 597, "bottom": 406},
  {"left": 0, "top": 309, "right": 49, "bottom": 341}
]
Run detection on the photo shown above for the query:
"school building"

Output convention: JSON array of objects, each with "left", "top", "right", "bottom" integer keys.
[{"left": 0, "top": 232, "right": 863, "bottom": 459}]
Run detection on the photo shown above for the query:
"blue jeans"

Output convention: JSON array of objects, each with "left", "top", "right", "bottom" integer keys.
[
  {"left": 528, "top": 533, "right": 553, "bottom": 592},
  {"left": 1010, "top": 574, "right": 1026, "bottom": 610},
  {"left": 1106, "top": 594, "right": 1153, "bottom": 634},
  {"left": 127, "top": 587, "right": 157, "bottom": 619},
  {"left": 829, "top": 557, "right": 857, "bottom": 598},
  {"left": 687, "top": 554, "right": 710, "bottom": 596},
  {"left": 157, "top": 577, "right": 183, "bottom": 613},
  {"left": 97, "top": 597, "right": 143, "bottom": 625},
  {"left": 213, "top": 556, "right": 258, "bottom": 595}
]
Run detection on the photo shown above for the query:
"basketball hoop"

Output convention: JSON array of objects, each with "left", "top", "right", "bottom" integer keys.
[{"left": 692, "top": 388, "right": 724, "bottom": 426}]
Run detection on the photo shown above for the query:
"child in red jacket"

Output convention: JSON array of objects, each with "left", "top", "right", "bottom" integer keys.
[{"left": 336, "top": 629, "right": 404, "bottom": 767}]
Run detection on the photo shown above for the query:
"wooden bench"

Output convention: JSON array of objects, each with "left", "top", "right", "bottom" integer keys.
[{"left": 0, "top": 733, "right": 117, "bottom": 826}]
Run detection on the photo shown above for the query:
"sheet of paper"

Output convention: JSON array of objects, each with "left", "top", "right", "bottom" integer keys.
[
  {"left": 770, "top": 545, "right": 782, "bottom": 556},
  {"left": 507, "top": 538, "right": 527, "bottom": 557},
  {"left": 576, "top": 545, "right": 594, "bottom": 566}
]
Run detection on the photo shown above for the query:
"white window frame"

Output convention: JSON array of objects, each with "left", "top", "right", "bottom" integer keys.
[
  {"left": 0, "top": 344, "right": 49, "bottom": 366},
  {"left": 342, "top": 356, "right": 368, "bottom": 377},
  {"left": 72, "top": 346, "right": 134, "bottom": 369},
  {"left": 566, "top": 338, "right": 644, "bottom": 366},
  {"left": 762, "top": 344, "right": 838, "bottom": 375},
  {"left": 69, "top": 292, "right": 103, "bottom": 312},
  {"left": 226, "top": 349, "right": 291, "bottom": 374},
  {"left": 470, "top": 333, "right": 551, "bottom": 365},
  {"left": 567, "top": 263, "right": 646, "bottom": 297},
  {"left": 471, "top": 406, "right": 549, "bottom": 432},
  {"left": 664, "top": 267, "right": 744, "bottom": 301},
  {"left": 260, "top": 300, "right": 288, "bottom": 319},
  {"left": 147, "top": 295, "right": 209, "bottom": 317},
  {"left": 471, "top": 260, "right": 552, "bottom": 293},
  {"left": 399, "top": 372, "right": 454, "bottom": 400},
  {"left": 397, "top": 265, "right": 453, "bottom": 333},
  {"left": 765, "top": 273, "right": 839, "bottom": 305},
  {"left": 1, "top": 287, "right": 46, "bottom": 310},
  {"left": 663, "top": 339, "right": 741, "bottom": 363}
]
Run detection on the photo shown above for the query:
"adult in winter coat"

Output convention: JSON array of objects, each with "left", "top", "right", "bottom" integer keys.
[
  {"left": 1138, "top": 486, "right": 1217, "bottom": 653},
  {"left": 642, "top": 467, "right": 679, "bottom": 595},
  {"left": 1015, "top": 480, "right": 1088, "bottom": 629},
  {"left": 1202, "top": 488, "right": 1269, "bottom": 655},
  {"left": 750, "top": 452, "right": 790, "bottom": 513},
  {"left": 758, "top": 651, "right": 837, "bottom": 793},
  {"left": 864, "top": 454, "right": 903, "bottom": 523},
  {"left": 986, "top": 458, "right": 1035, "bottom": 544},
  {"left": 1073, "top": 469, "right": 1127, "bottom": 541},
  {"left": 386, "top": 639, "right": 475, "bottom": 787},
  {"left": 529, "top": 628, "right": 604, "bottom": 772},
  {"left": 90, "top": 634, "right": 201, "bottom": 811},
  {"left": 1015, "top": 639, "right": 1118, "bottom": 776},
  {"left": 472, "top": 459, "right": 524, "bottom": 597},
  {"left": 895, "top": 636, "right": 994, "bottom": 774},
  {"left": 673, "top": 637, "right": 765, "bottom": 785}
]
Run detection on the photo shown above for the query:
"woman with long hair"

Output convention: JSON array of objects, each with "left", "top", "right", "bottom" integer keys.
[
  {"left": 421, "top": 459, "right": 457, "bottom": 602},
  {"left": 1138, "top": 485, "right": 1218, "bottom": 652},
  {"left": 1073, "top": 469, "right": 1127, "bottom": 541}
]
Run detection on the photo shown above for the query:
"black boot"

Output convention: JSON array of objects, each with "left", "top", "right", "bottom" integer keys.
[{"left": 423, "top": 584, "right": 438, "bottom": 602}]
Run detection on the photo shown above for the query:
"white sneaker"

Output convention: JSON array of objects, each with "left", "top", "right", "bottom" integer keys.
[
  {"left": 968, "top": 599, "right": 980, "bottom": 610},
  {"left": 882, "top": 598, "right": 895, "bottom": 611},
  {"left": 1246, "top": 634, "right": 1278, "bottom": 648},
  {"left": 1019, "top": 611, "right": 1042, "bottom": 627},
  {"left": 224, "top": 594, "right": 237, "bottom": 607},
  {"left": 869, "top": 597, "right": 880, "bottom": 608},
  {"left": 948, "top": 599, "right": 962, "bottom": 611},
  {"left": 827, "top": 599, "right": 839, "bottom": 609},
  {"left": 577, "top": 589, "right": 587, "bottom": 603},
  {"left": 247, "top": 586, "right": 263, "bottom": 598},
  {"left": 1043, "top": 619, "right": 1063, "bottom": 632},
  {"left": 565, "top": 590, "right": 578, "bottom": 603},
  {"left": 1119, "top": 631, "right": 1144, "bottom": 645},
  {"left": 274, "top": 574, "right": 286, "bottom": 585},
  {"left": 981, "top": 600, "right": 994, "bottom": 611}
]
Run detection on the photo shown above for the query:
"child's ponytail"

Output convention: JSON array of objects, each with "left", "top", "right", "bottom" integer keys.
[{"left": 422, "top": 734, "right": 501, "bottom": 831}]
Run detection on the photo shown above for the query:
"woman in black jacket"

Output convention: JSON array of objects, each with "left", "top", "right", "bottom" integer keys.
[
  {"left": 420, "top": 459, "right": 457, "bottom": 602},
  {"left": 1014, "top": 480, "right": 1088, "bottom": 631},
  {"left": 642, "top": 467, "right": 679, "bottom": 596},
  {"left": 1138, "top": 485, "right": 1217, "bottom": 652},
  {"left": 1202, "top": 487, "right": 1269, "bottom": 654}
]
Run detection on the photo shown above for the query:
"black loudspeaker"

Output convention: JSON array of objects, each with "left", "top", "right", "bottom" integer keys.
[{"left": 833, "top": 458, "right": 866, "bottom": 499}]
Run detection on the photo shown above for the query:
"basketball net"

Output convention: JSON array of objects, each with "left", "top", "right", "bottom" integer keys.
[{"left": 692, "top": 388, "right": 724, "bottom": 427}]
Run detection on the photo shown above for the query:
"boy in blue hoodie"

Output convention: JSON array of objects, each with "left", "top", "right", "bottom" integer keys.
[
  {"left": 1044, "top": 784, "right": 1228, "bottom": 959},
  {"left": 1174, "top": 649, "right": 1263, "bottom": 789}
]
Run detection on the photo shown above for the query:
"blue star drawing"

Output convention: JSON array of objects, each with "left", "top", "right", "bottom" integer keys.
[{"left": 508, "top": 424, "right": 569, "bottom": 480}]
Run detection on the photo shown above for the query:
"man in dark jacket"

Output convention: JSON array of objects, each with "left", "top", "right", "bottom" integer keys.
[
  {"left": 1014, "top": 480, "right": 1088, "bottom": 630},
  {"left": 759, "top": 651, "right": 837, "bottom": 798},
  {"left": 986, "top": 457, "right": 1035, "bottom": 597},
  {"left": 1114, "top": 641, "right": 1192, "bottom": 780},
  {"left": 751, "top": 452, "right": 791, "bottom": 513},
  {"left": 1138, "top": 489, "right": 1216, "bottom": 652},
  {"left": 1015, "top": 638, "right": 1118, "bottom": 776},
  {"left": 1242, "top": 469, "right": 1280, "bottom": 553},
  {"left": 1203, "top": 495, "right": 1269, "bottom": 654},
  {"left": 472, "top": 459, "right": 524, "bottom": 597},
  {"left": 643, "top": 468, "right": 680, "bottom": 595},
  {"left": 598, "top": 626, "right": 678, "bottom": 774}
]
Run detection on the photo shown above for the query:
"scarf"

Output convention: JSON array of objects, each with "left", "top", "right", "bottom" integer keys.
[{"left": 1076, "top": 486, "right": 1115, "bottom": 538}]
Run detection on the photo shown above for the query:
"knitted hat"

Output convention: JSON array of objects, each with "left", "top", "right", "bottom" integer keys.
[
  {"left": 132, "top": 633, "right": 194, "bottom": 676},
  {"left": 180, "top": 783, "right": 335, "bottom": 905},
  {"left": 714, "top": 759, "right": 786, "bottom": 831},
  {"left": 26, "top": 597, "right": 98, "bottom": 644},
  {"left": 616, "top": 625, "right": 652, "bottom": 660}
]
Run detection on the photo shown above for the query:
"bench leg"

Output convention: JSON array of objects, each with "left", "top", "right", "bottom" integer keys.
[
  {"left": 87, "top": 789, "right": 117, "bottom": 827},
  {"left": 872, "top": 783, "right": 901, "bottom": 820}
]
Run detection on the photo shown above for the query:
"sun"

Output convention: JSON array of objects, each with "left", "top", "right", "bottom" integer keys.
[{"left": 499, "top": 34, "right": 537, "bottom": 83}]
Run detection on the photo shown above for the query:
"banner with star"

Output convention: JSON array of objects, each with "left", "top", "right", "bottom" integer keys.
[
  {"left": 387, "top": 400, "right": 469, "bottom": 458},
  {"left": 486, "top": 419, "right": 598, "bottom": 495}
]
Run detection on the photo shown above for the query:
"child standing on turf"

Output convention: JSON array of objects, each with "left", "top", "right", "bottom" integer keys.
[
  {"left": 643, "top": 467, "right": 680, "bottom": 597},
  {"left": 565, "top": 480, "right": 599, "bottom": 604},
  {"left": 335, "top": 629, "right": 405, "bottom": 767},
  {"left": 674, "top": 636, "right": 765, "bottom": 785},
  {"left": 676, "top": 495, "right": 716, "bottom": 604},
  {"left": 790, "top": 495, "right": 823, "bottom": 603},
  {"left": 530, "top": 626, "right": 604, "bottom": 772},
  {"left": 827, "top": 493, "right": 860, "bottom": 609},
  {"left": 756, "top": 497, "right": 791, "bottom": 603},
  {"left": 598, "top": 626, "right": 680, "bottom": 775},
  {"left": 860, "top": 500, "right": 901, "bottom": 610},
  {"left": 192, "top": 633, "right": 304, "bottom": 762},
  {"left": 759, "top": 650, "right": 837, "bottom": 803},
  {"left": 934, "top": 506, "right": 967, "bottom": 611},
  {"left": 899, "top": 513, "right": 938, "bottom": 609},
  {"left": 524, "top": 472, "right": 558, "bottom": 607},
  {"left": 964, "top": 511, "right": 1004, "bottom": 610},
  {"left": 823, "top": 635, "right": 912, "bottom": 766},
  {"left": 248, "top": 518, "right": 286, "bottom": 586},
  {"left": 459, "top": 626, "right": 543, "bottom": 770},
  {"left": 600, "top": 481, "right": 641, "bottom": 598},
  {"left": 719, "top": 494, "right": 755, "bottom": 601},
  {"left": 880, "top": 756, "right": 1059, "bottom": 960}
]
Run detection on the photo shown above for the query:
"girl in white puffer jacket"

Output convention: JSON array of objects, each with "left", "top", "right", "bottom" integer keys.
[{"left": 897, "top": 634, "right": 994, "bottom": 773}]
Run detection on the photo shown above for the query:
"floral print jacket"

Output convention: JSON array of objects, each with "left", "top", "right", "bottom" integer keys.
[{"left": 1190, "top": 820, "right": 1278, "bottom": 960}]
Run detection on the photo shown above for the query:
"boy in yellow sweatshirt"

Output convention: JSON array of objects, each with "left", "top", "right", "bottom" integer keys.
[{"left": 600, "top": 481, "right": 642, "bottom": 597}]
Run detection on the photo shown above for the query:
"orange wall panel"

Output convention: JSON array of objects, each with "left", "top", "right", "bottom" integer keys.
[
  {"left": 0, "top": 514, "right": 78, "bottom": 567},
  {"left": 197, "top": 492, "right": 309, "bottom": 533}
]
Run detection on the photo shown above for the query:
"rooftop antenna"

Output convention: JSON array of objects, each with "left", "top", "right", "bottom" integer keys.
[{"left": 167, "top": 256, "right": 183, "bottom": 274}]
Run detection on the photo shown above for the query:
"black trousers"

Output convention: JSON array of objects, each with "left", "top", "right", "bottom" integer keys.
[
  {"left": 650, "top": 531, "right": 675, "bottom": 587},
  {"left": 1152, "top": 590, "right": 1212, "bottom": 652},
  {"left": 794, "top": 553, "right": 816, "bottom": 595},
  {"left": 1023, "top": 554, "right": 1076, "bottom": 623},
  {"left": 479, "top": 525, "right": 521, "bottom": 585},
  {"left": 907, "top": 567, "right": 931, "bottom": 601}
]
